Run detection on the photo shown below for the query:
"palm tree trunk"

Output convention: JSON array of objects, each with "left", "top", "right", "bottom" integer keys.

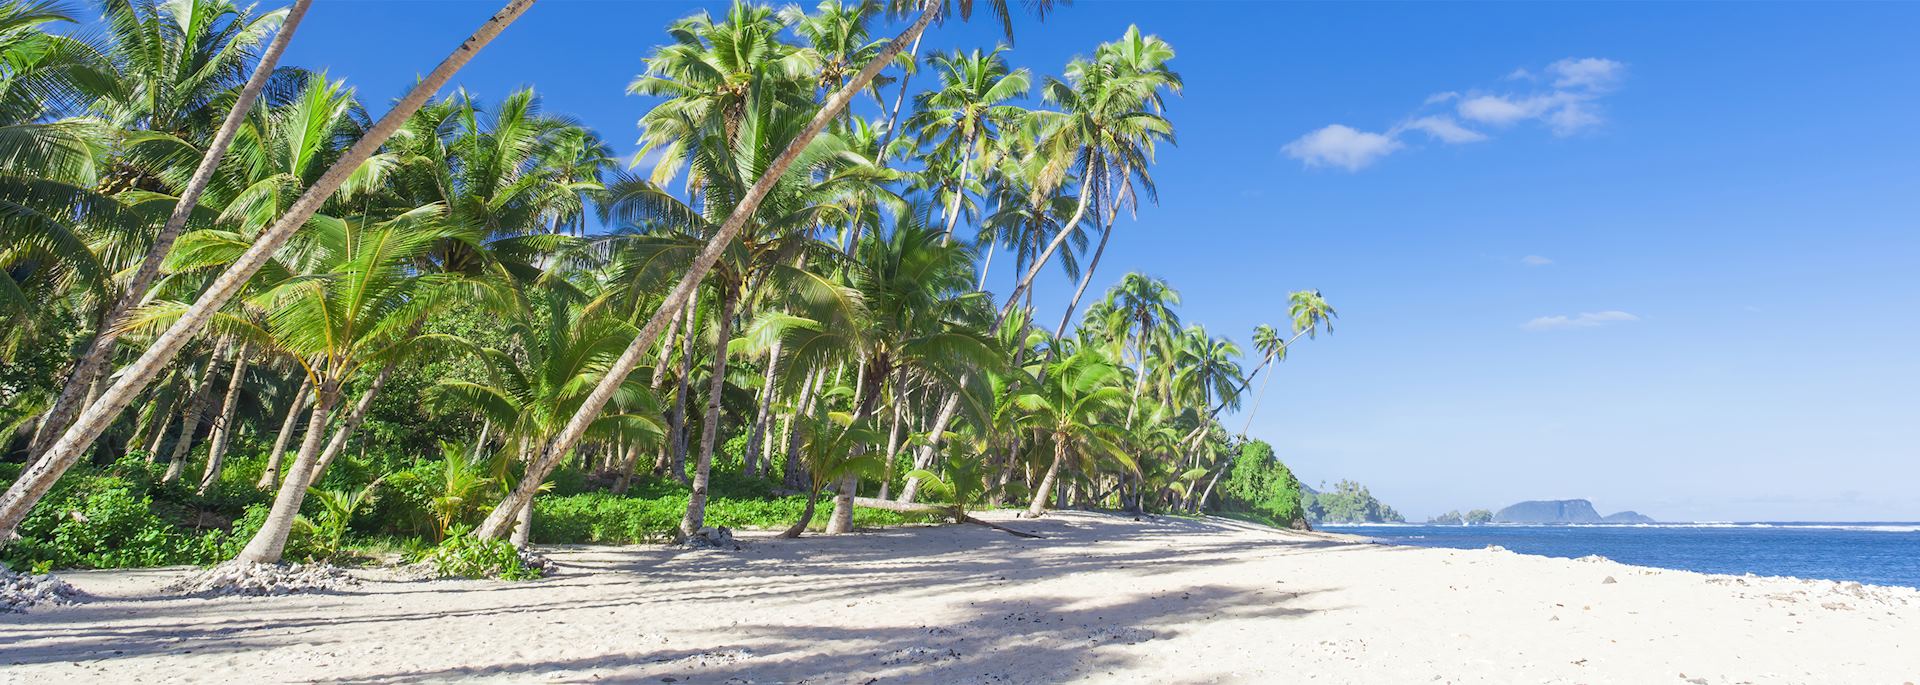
[
  {"left": 143, "top": 390, "right": 180, "bottom": 461},
  {"left": 1190, "top": 463, "right": 1227, "bottom": 513},
  {"left": 779, "top": 489, "right": 822, "bottom": 538},
  {"left": 1024, "top": 439, "right": 1067, "bottom": 518},
  {"left": 1125, "top": 326, "right": 1149, "bottom": 428},
  {"left": 233, "top": 379, "right": 342, "bottom": 564},
  {"left": 680, "top": 287, "right": 737, "bottom": 536},
  {"left": 1239, "top": 354, "right": 1281, "bottom": 436},
  {"left": 259, "top": 373, "right": 313, "bottom": 489},
  {"left": 877, "top": 373, "right": 907, "bottom": 500},
  {"left": 667, "top": 302, "right": 698, "bottom": 483},
  {"left": 25, "top": 0, "right": 314, "bottom": 467},
  {"left": 197, "top": 342, "right": 252, "bottom": 495},
  {"left": 939, "top": 138, "right": 975, "bottom": 244},
  {"left": 307, "top": 360, "right": 398, "bottom": 487},
  {"left": 0, "top": 0, "right": 539, "bottom": 544},
  {"left": 163, "top": 340, "right": 229, "bottom": 484},
  {"left": 782, "top": 367, "right": 822, "bottom": 490},
  {"left": 1045, "top": 166, "right": 1129, "bottom": 361},
  {"left": 896, "top": 393, "right": 958, "bottom": 504},
  {"left": 472, "top": 0, "right": 946, "bottom": 543},
  {"left": 511, "top": 496, "right": 534, "bottom": 549},
  {"left": 825, "top": 361, "right": 883, "bottom": 535},
  {"left": 612, "top": 440, "right": 642, "bottom": 494},
  {"left": 1000, "top": 158, "right": 1095, "bottom": 323},
  {"left": 743, "top": 337, "right": 781, "bottom": 478},
  {"left": 875, "top": 32, "right": 925, "bottom": 153}
]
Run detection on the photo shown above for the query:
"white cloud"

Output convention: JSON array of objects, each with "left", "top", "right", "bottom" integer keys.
[
  {"left": 1282, "top": 125, "right": 1403, "bottom": 172},
  {"left": 1284, "top": 57, "right": 1625, "bottom": 170},
  {"left": 1547, "top": 57, "right": 1625, "bottom": 91},
  {"left": 1401, "top": 116, "right": 1487, "bottom": 143},
  {"left": 1520, "top": 255, "right": 1554, "bottom": 266},
  {"left": 1522, "top": 310, "right": 1639, "bottom": 331}
]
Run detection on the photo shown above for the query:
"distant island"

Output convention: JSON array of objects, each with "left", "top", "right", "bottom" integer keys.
[{"left": 1493, "top": 499, "right": 1655, "bottom": 524}]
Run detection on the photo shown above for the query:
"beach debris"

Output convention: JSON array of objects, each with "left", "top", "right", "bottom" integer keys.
[
  {"left": 880, "top": 646, "right": 962, "bottom": 665},
  {"left": 1482, "top": 545, "right": 1510, "bottom": 553},
  {"left": 1, "top": 565, "right": 83, "bottom": 612},
  {"left": 1574, "top": 554, "right": 1611, "bottom": 564},
  {"left": 652, "top": 648, "right": 753, "bottom": 668},
  {"left": 168, "top": 561, "right": 359, "bottom": 597},
  {"left": 518, "top": 548, "right": 557, "bottom": 576},
  {"left": 1086, "top": 626, "right": 1157, "bottom": 644},
  {"left": 683, "top": 526, "right": 738, "bottom": 550},
  {"left": 1602, "top": 576, "right": 1618, "bottom": 584}
]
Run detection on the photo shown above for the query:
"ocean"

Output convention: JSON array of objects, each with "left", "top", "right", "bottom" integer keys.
[{"left": 1317, "top": 522, "right": 1920, "bottom": 589}]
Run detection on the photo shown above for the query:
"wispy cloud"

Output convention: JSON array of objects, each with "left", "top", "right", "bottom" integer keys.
[
  {"left": 1520, "top": 255, "right": 1554, "bottom": 267},
  {"left": 1284, "top": 57, "right": 1626, "bottom": 171},
  {"left": 1282, "top": 125, "right": 1403, "bottom": 171},
  {"left": 1522, "top": 310, "right": 1639, "bottom": 331}
]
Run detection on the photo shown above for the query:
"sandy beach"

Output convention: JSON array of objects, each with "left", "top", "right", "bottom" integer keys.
[{"left": 2, "top": 511, "right": 1916, "bottom": 684}]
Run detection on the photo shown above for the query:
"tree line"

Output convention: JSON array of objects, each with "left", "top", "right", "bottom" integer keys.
[{"left": 0, "top": 0, "right": 1336, "bottom": 574}]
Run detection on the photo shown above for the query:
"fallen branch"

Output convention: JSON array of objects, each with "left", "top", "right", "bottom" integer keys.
[{"left": 852, "top": 497, "right": 1043, "bottom": 539}]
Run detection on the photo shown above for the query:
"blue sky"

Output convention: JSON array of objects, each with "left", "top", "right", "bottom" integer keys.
[{"left": 201, "top": 1, "right": 1920, "bottom": 520}]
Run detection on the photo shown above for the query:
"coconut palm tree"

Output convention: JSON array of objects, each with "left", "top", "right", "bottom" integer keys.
[
  {"left": 907, "top": 46, "right": 1029, "bottom": 241},
  {"left": 433, "top": 288, "right": 662, "bottom": 547},
  {"left": 1236, "top": 289, "right": 1336, "bottom": 434},
  {"left": 519, "top": 0, "right": 1054, "bottom": 524},
  {"left": 1017, "top": 346, "right": 1133, "bottom": 518},
  {"left": 0, "top": 0, "right": 539, "bottom": 545},
  {"left": 1103, "top": 273, "right": 1180, "bottom": 426}
]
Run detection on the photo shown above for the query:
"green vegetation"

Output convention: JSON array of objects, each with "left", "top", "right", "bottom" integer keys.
[
  {"left": 1305, "top": 480, "right": 1406, "bottom": 524},
  {"left": 1, "top": 0, "right": 1341, "bottom": 575}
]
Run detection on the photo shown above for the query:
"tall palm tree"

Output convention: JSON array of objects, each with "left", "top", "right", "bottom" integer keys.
[
  {"left": 0, "top": 0, "right": 539, "bottom": 545},
  {"left": 1103, "top": 272, "right": 1179, "bottom": 427},
  {"left": 1236, "top": 290, "right": 1336, "bottom": 435},
  {"left": 907, "top": 46, "right": 1029, "bottom": 241},
  {"left": 1039, "top": 26, "right": 1179, "bottom": 348},
  {"left": 433, "top": 288, "right": 661, "bottom": 547},
  {"left": 519, "top": 0, "right": 1053, "bottom": 526}
]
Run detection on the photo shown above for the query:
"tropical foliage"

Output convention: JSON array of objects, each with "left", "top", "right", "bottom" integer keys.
[{"left": 0, "top": 0, "right": 1344, "bottom": 574}]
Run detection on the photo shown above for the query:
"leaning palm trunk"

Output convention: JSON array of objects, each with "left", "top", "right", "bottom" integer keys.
[
  {"left": 197, "top": 343, "right": 253, "bottom": 495},
  {"left": 743, "top": 337, "right": 782, "bottom": 478},
  {"left": 666, "top": 303, "right": 698, "bottom": 482},
  {"left": 258, "top": 374, "right": 313, "bottom": 489},
  {"left": 161, "top": 373, "right": 217, "bottom": 484},
  {"left": 163, "top": 340, "right": 229, "bottom": 483},
  {"left": 27, "top": 0, "right": 313, "bottom": 465},
  {"left": 474, "top": 1, "right": 944, "bottom": 541},
  {"left": 1045, "top": 168, "right": 1129, "bottom": 359},
  {"left": 1024, "top": 439, "right": 1068, "bottom": 518},
  {"left": 307, "top": 361, "right": 398, "bottom": 487},
  {"left": 233, "top": 381, "right": 341, "bottom": 563},
  {"left": 1189, "top": 463, "right": 1227, "bottom": 513},
  {"left": 0, "top": 0, "right": 539, "bottom": 544},
  {"left": 680, "top": 288, "right": 738, "bottom": 536}
]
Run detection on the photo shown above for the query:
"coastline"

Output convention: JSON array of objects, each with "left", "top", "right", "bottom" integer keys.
[{"left": 4, "top": 511, "right": 1915, "bottom": 683}]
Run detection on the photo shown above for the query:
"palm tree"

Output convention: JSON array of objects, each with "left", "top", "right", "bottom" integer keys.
[
  {"left": 519, "top": 0, "right": 1053, "bottom": 527},
  {"left": 27, "top": 0, "right": 308, "bottom": 463},
  {"left": 907, "top": 46, "right": 1029, "bottom": 241},
  {"left": 0, "top": 0, "right": 539, "bottom": 545},
  {"left": 1103, "top": 273, "right": 1180, "bottom": 426},
  {"left": 1017, "top": 347, "right": 1133, "bottom": 517},
  {"left": 1039, "top": 26, "right": 1179, "bottom": 348},
  {"left": 779, "top": 410, "right": 883, "bottom": 537},
  {"left": 1236, "top": 290, "right": 1336, "bottom": 435},
  {"left": 433, "top": 288, "right": 661, "bottom": 547}
]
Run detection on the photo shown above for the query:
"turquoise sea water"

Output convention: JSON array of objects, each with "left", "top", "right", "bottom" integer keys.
[{"left": 1318, "top": 522, "right": 1920, "bottom": 589}]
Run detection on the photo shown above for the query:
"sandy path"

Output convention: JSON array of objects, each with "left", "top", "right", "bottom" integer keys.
[{"left": 2, "top": 511, "right": 1916, "bottom": 683}]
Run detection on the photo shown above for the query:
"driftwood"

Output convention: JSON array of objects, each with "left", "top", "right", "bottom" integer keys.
[{"left": 852, "top": 497, "right": 1043, "bottom": 539}]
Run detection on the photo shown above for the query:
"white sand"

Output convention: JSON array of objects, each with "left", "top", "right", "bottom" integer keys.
[{"left": 3, "top": 511, "right": 1916, "bottom": 683}]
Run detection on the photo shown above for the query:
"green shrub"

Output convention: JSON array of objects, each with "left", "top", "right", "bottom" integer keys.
[
  {"left": 532, "top": 492, "right": 932, "bottom": 544},
  {"left": 427, "top": 530, "right": 542, "bottom": 580}
]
